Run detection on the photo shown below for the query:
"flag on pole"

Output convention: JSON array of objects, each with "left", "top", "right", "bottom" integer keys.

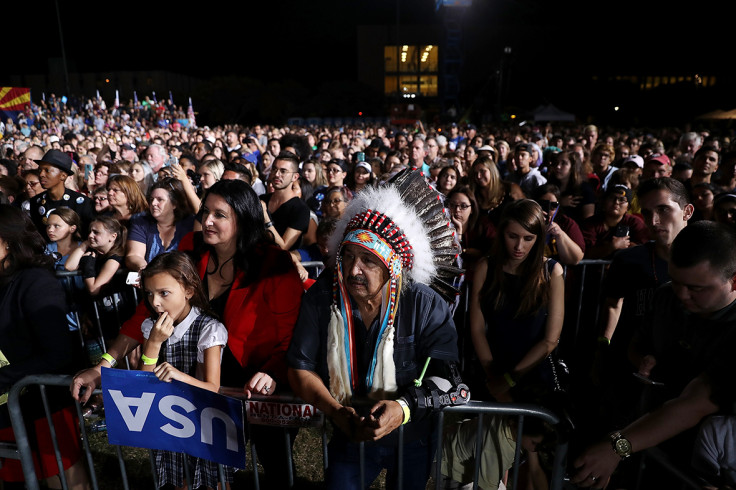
[
  {"left": 0, "top": 87, "right": 31, "bottom": 123},
  {"left": 187, "top": 97, "right": 196, "bottom": 127}
]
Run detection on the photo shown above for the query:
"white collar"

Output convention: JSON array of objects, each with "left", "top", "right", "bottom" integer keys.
[{"left": 167, "top": 306, "right": 201, "bottom": 344}]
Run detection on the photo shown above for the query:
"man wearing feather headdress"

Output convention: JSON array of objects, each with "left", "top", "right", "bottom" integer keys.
[{"left": 287, "top": 169, "right": 469, "bottom": 490}]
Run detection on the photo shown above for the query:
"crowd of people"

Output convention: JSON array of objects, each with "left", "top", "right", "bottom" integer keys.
[{"left": 1, "top": 94, "right": 736, "bottom": 490}]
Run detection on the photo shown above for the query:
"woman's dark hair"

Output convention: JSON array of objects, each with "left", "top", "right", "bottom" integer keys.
[
  {"left": 149, "top": 177, "right": 194, "bottom": 222},
  {"left": 533, "top": 184, "right": 561, "bottom": 201},
  {"left": 437, "top": 165, "right": 459, "bottom": 194},
  {"left": 299, "top": 177, "right": 314, "bottom": 202},
  {"left": 325, "top": 185, "right": 350, "bottom": 202},
  {"left": 447, "top": 185, "right": 479, "bottom": 232},
  {"left": 140, "top": 250, "right": 213, "bottom": 319},
  {"left": 200, "top": 179, "right": 270, "bottom": 278},
  {"left": 0, "top": 204, "right": 53, "bottom": 283},
  {"left": 482, "top": 199, "right": 550, "bottom": 317},
  {"left": 548, "top": 149, "right": 585, "bottom": 190}
]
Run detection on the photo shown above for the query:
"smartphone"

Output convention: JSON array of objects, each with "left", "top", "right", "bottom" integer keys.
[
  {"left": 84, "top": 163, "right": 94, "bottom": 181},
  {"left": 632, "top": 372, "right": 664, "bottom": 386},
  {"left": 614, "top": 225, "right": 630, "bottom": 237},
  {"left": 125, "top": 271, "right": 140, "bottom": 286}
]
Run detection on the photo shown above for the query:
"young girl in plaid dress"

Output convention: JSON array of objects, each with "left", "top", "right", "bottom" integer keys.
[{"left": 139, "top": 251, "right": 233, "bottom": 489}]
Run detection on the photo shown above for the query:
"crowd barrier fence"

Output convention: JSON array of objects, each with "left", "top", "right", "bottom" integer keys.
[{"left": 1, "top": 375, "right": 569, "bottom": 490}]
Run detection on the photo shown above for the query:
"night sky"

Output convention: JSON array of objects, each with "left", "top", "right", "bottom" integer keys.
[{"left": 5, "top": 0, "right": 734, "bottom": 123}]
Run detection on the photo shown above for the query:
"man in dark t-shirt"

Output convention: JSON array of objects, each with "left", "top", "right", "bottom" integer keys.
[
  {"left": 574, "top": 221, "right": 736, "bottom": 488},
  {"left": 261, "top": 151, "right": 310, "bottom": 250},
  {"left": 594, "top": 178, "right": 693, "bottom": 429}
]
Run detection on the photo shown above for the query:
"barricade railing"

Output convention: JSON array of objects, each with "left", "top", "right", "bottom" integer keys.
[
  {"left": 301, "top": 260, "right": 325, "bottom": 279},
  {"left": 563, "top": 259, "right": 612, "bottom": 352},
  {"left": 2, "top": 374, "right": 230, "bottom": 490},
  {"left": 4, "top": 374, "right": 573, "bottom": 490}
]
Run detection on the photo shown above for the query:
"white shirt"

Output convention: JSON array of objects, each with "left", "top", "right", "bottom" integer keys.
[{"left": 141, "top": 306, "right": 227, "bottom": 364}]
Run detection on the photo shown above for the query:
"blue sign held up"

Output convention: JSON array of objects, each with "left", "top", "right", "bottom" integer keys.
[{"left": 101, "top": 369, "right": 246, "bottom": 469}]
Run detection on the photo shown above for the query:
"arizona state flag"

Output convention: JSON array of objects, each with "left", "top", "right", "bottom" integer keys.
[{"left": 0, "top": 87, "right": 31, "bottom": 124}]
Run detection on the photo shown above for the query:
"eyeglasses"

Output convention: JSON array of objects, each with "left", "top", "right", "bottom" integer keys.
[
  {"left": 446, "top": 202, "right": 471, "bottom": 210},
  {"left": 610, "top": 196, "right": 628, "bottom": 204},
  {"left": 26, "top": 181, "right": 41, "bottom": 188},
  {"left": 272, "top": 167, "right": 294, "bottom": 176},
  {"left": 94, "top": 196, "right": 108, "bottom": 202},
  {"left": 327, "top": 199, "right": 345, "bottom": 205},
  {"left": 326, "top": 168, "right": 344, "bottom": 174}
]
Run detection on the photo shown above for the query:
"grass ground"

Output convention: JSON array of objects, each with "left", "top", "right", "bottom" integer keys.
[{"left": 86, "top": 422, "right": 389, "bottom": 489}]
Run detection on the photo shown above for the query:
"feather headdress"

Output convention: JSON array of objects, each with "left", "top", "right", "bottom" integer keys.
[{"left": 329, "top": 167, "right": 464, "bottom": 301}]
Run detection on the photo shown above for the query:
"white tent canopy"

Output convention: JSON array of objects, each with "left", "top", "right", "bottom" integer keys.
[{"left": 532, "top": 104, "right": 576, "bottom": 122}]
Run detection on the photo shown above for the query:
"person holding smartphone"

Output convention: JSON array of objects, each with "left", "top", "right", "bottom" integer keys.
[{"left": 580, "top": 184, "right": 649, "bottom": 259}]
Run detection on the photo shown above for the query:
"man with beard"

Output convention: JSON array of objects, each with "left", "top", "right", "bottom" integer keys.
[{"left": 260, "top": 151, "right": 310, "bottom": 250}]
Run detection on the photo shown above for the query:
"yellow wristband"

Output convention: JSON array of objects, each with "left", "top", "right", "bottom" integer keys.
[
  {"left": 141, "top": 354, "right": 158, "bottom": 366},
  {"left": 100, "top": 353, "right": 117, "bottom": 368},
  {"left": 503, "top": 372, "right": 516, "bottom": 387},
  {"left": 396, "top": 398, "right": 411, "bottom": 425}
]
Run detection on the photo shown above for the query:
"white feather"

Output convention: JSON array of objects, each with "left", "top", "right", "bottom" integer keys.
[{"left": 328, "top": 186, "right": 436, "bottom": 285}]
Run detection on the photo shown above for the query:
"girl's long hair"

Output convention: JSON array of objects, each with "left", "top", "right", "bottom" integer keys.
[
  {"left": 90, "top": 216, "right": 127, "bottom": 257},
  {"left": 547, "top": 149, "right": 585, "bottom": 192},
  {"left": 140, "top": 251, "right": 214, "bottom": 319},
  {"left": 481, "top": 199, "right": 550, "bottom": 317},
  {"left": 471, "top": 156, "right": 505, "bottom": 210}
]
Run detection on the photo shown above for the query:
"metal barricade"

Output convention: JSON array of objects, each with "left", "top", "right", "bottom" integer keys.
[
  {"left": 2, "top": 374, "right": 229, "bottom": 490},
  {"left": 2, "top": 373, "right": 705, "bottom": 490},
  {"left": 302, "top": 260, "right": 325, "bottom": 279},
  {"left": 3, "top": 374, "right": 571, "bottom": 490}
]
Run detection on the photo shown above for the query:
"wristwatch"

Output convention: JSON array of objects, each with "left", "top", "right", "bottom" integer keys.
[{"left": 609, "top": 431, "right": 632, "bottom": 459}]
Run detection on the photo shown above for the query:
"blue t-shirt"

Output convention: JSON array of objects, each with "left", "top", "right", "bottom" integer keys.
[{"left": 128, "top": 212, "right": 195, "bottom": 263}]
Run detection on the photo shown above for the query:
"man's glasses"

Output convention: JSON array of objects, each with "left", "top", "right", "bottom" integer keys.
[{"left": 272, "top": 167, "right": 294, "bottom": 176}]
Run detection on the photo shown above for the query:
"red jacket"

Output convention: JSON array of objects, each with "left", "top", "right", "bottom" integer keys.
[{"left": 120, "top": 233, "right": 304, "bottom": 383}]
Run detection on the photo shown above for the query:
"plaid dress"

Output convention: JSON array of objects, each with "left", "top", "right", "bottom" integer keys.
[{"left": 150, "top": 309, "right": 234, "bottom": 488}]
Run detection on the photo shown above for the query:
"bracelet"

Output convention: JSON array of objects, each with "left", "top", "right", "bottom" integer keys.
[
  {"left": 100, "top": 353, "right": 117, "bottom": 368},
  {"left": 503, "top": 372, "right": 517, "bottom": 387},
  {"left": 141, "top": 354, "right": 158, "bottom": 366},
  {"left": 396, "top": 398, "right": 411, "bottom": 425},
  {"left": 264, "top": 221, "right": 273, "bottom": 229},
  {"left": 597, "top": 336, "right": 611, "bottom": 346}
]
